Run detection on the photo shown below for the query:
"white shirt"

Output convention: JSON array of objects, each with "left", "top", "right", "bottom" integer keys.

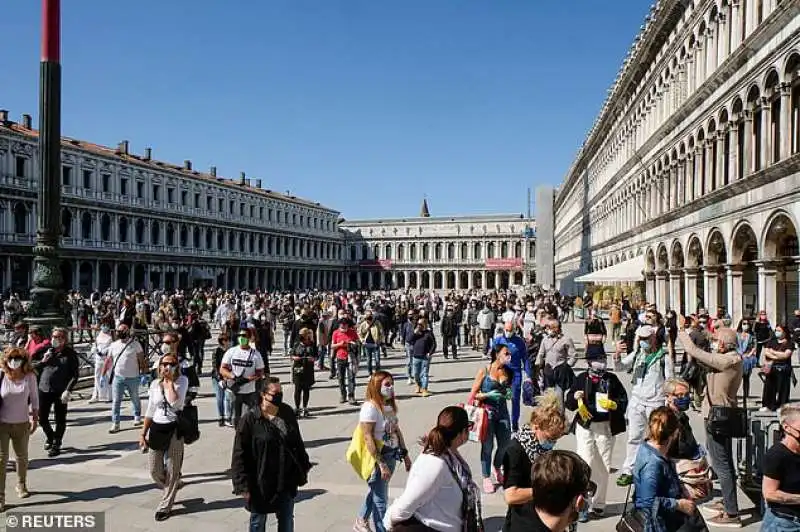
[
  {"left": 145, "top": 375, "right": 188, "bottom": 424},
  {"left": 107, "top": 338, "right": 144, "bottom": 378},
  {"left": 384, "top": 453, "right": 464, "bottom": 532},
  {"left": 359, "top": 401, "right": 398, "bottom": 448},
  {"left": 221, "top": 345, "right": 264, "bottom": 395}
]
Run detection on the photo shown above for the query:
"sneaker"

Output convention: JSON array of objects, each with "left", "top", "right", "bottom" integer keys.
[
  {"left": 217, "top": 418, "right": 225, "bottom": 427},
  {"left": 348, "top": 398, "right": 358, "bottom": 406},
  {"left": 43, "top": 441, "right": 53, "bottom": 451},
  {"left": 616, "top": 474, "right": 633, "bottom": 487},
  {"left": 700, "top": 501, "right": 726, "bottom": 517},
  {"left": 578, "top": 509, "right": 590, "bottom": 523},
  {"left": 759, "top": 406, "right": 769, "bottom": 412},
  {"left": 15, "top": 484, "right": 29, "bottom": 499},
  {"left": 47, "top": 443, "right": 61, "bottom": 458},
  {"left": 590, "top": 508, "right": 604, "bottom": 518},
  {"left": 133, "top": 417, "right": 143, "bottom": 427},
  {"left": 353, "top": 517, "right": 371, "bottom": 532},
  {"left": 493, "top": 467, "right": 505, "bottom": 485},
  {"left": 421, "top": 389, "right": 431, "bottom": 398},
  {"left": 407, "top": 378, "right": 414, "bottom": 386},
  {"left": 108, "top": 423, "right": 120, "bottom": 434},
  {"left": 482, "top": 477, "right": 496, "bottom": 494},
  {"left": 87, "top": 398, "right": 99, "bottom": 404},
  {"left": 224, "top": 419, "right": 234, "bottom": 428},
  {"left": 706, "top": 513, "right": 741, "bottom": 528},
  {"left": 340, "top": 397, "right": 348, "bottom": 404}
]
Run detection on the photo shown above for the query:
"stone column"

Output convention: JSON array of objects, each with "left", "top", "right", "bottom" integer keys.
[
  {"left": 676, "top": 160, "right": 685, "bottom": 206},
  {"left": 726, "top": 264, "right": 744, "bottom": 325},
  {"left": 669, "top": 270, "right": 683, "bottom": 313},
  {"left": 718, "top": 13, "right": 729, "bottom": 60},
  {"left": 686, "top": 153, "right": 695, "bottom": 202},
  {"left": 481, "top": 270, "right": 487, "bottom": 290},
  {"left": 730, "top": 1, "right": 742, "bottom": 50},
  {"left": 757, "top": 261, "right": 778, "bottom": 325},
  {"left": 760, "top": 98, "right": 772, "bottom": 168},
  {"left": 112, "top": 263, "right": 118, "bottom": 290},
  {"left": 684, "top": 268, "right": 699, "bottom": 315},
  {"left": 645, "top": 273, "right": 656, "bottom": 305},
  {"left": 729, "top": 118, "right": 740, "bottom": 181},
  {"left": 694, "top": 147, "right": 704, "bottom": 199},
  {"left": 704, "top": 266, "right": 720, "bottom": 311},
  {"left": 72, "top": 261, "right": 80, "bottom": 289},
  {"left": 716, "top": 130, "right": 726, "bottom": 189},
  {"left": 742, "top": 110, "right": 753, "bottom": 176},
  {"left": 706, "top": 28, "right": 716, "bottom": 77},
  {"left": 780, "top": 83, "right": 791, "bottom": 160},
  {"left": 655, "top": 272, "right": 669, "bottom": 312},
  {"left": 705, "top": 139, "right": 715, "bottom": 195}
]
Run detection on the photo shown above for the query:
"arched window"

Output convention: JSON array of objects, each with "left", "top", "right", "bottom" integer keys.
[
  {"left": 193, "top": 227, "right": 201, "bottom": 248},
  {"left": 205, "top": 229, "right": 213, "bottom": 250},
  {"left": 434, "top": 243, "right": 442, "bottom": 260},
  {"left": 119, "top": 217, "right": 128, "bottom": 243},
  {"left": 100, "top": 214, "right": 111, "bottom": 241},
  {"left": 350, "top": 245, "right": 357, "bottom": 261},
  {"left": 150, "top": 221, "right": 160, "bottom": 245},
  {"left": 384, "top": 244, "right": 392, "bottom": 260},
  {"left": 180, "top": 225, "right": 188, "bottom": 247},
  {"left": 473, "top": 243, "right": 482, "bottom": 260},
  {"left": 514, "top": 241, "right": 522, "bottom": 258},
  {"left": 460, "top": 243, "right": 468, "bottom": 260},
  {"left": 373, "top": 244, "right": 380, "bottom": 259},
  {"left": 397, "top": 244, "right": 404, "bottom": 260},
  {"left": 81, "top": 212, "right": 92, "bottom": 240},
  {"left": 410, "top": 243, "right": 417, "bottom": 260},
  {"left": 422, "top": 243, "right": 430, "bottom": 260},
  {"left": 447, "top": 243, "right": 455, "bottom": 260},
  {"left": 135, "top": 219, "right": 145, "bottom": 245},
  {"left": 61, "top": 209, "right": 72, "bottom": 237},
  {"left": 487, "top": 242, "right": 495, "bottom": 259},
  {"left": 500, "top": 242, "right": 508, "bottom": 258},
  {"left": 228, "top": 232, "right": 234, "bottom": 251},
  {"left": 217, "top": 231, "right": 224, "bottom": 251},
  {"left": 166, "top": 224, "right": 175, "bottom": 246}
]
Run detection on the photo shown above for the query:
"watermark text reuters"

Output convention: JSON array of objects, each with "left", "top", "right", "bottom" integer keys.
[{"left": 5, "top": 512, "right": 104, "bottom": 531}]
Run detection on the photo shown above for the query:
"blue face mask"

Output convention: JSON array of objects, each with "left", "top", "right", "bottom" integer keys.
[
  {"left": 538, "top": 439, "right": 556, "bottom": 451},
  {"left": 639, "top": 340, "right": 650, "bottom": 351},
  {"left": 673, "top": 396, "right": 691, "bottom": 412}
]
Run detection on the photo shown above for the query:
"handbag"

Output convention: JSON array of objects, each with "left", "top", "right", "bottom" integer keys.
[
  {"left": 442, "top": 455, "right": 484, "bottom": 532},
  {"left": 707, "top": 405, "right": 747, "bottom": 438},
  {"left": 458, "top": 402, "right": 488, "bottom": 443},
  {"left": 176, "top": 402, "right": 200, "bottom": 445},
  {"left": 616, "top": 484, "right": 645, "bottom": 532},
  {"left": 392, "top": 516, "right": 437, "bottom": 532},
  {"left": 147, "top": 421, "right": 177, "bottom": 451},
  {"left": 345, "top": 423, "right": 384, "bottom": 481}
]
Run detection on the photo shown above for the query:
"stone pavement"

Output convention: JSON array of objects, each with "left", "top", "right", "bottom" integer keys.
[{"left": 8, "top": 323, "right": 792, "bottom": 531}]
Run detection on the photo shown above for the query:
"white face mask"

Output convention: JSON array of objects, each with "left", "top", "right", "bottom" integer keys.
[
  {"left": 51, "top": 339, "right": 62, "bottom": 349},
  {"left": 8, "top": 359, "right": 23, "bottom": 370},
  {"left": 161, "top": 344, "right": 173, "bottom": 355}
]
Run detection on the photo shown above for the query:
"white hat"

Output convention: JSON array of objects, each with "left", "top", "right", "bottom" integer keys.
[{"left": 635, "top": 325, "right": 654, "bottom": 338}]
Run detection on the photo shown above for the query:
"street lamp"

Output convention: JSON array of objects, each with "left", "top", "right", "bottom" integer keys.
[{"left": 27, "top": 0, "right": 65, "bottom": 332}]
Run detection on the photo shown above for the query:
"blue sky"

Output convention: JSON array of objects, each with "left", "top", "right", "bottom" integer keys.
[{"left": 0, "top": 1, "right": 648, "bottom": 220}]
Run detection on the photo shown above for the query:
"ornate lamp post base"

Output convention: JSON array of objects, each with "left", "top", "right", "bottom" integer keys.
[{"left": 26, "top": 243, "right": 65, "bottom": 332}]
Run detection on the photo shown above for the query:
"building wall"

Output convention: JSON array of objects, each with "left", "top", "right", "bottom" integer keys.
[
  {"left": 0, "top": 121, "right": 346, "bottom": 293},
  {"left": 553, "top": 0, "right": 800, "bottom": 325},
  {"left": 341, "top": 214, "right": 536, "bottom": 290}
]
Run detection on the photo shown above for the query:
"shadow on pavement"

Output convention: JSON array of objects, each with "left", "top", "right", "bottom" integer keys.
[
  {"left": 304, "top": 436, "right": 351, "bottom": 450},
  {"left": 12, "top": 483, "right": 155, "bottom": 508}
]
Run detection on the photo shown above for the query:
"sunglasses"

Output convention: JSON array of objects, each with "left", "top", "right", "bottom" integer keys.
[
  {"left": 162, "top": 340, "right": 176, "bottom": 345},
  {"left": 160, "top": 362, "right": 177, "bottom": 368}
]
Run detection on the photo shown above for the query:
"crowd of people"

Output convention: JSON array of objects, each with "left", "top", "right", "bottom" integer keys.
[{"left": 0, "top": 286, "right": 797, "bottom": 531}]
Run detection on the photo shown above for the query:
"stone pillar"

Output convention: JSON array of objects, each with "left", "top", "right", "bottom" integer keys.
[
  {"left": 718, "top": 13, "right": 729, "bottom": 60},
  {"left": 684, "top": 268, "right": 699, "bottom": 315},
  {"left": 730, "top": 1, "right": 742, "bottom": 50},
  {"left": 780, "top": 83, "right": 791, "bottom": 161},
  {"left": 481, "top": 270, "right": 487, "bottom": 290},
  {"left": 704, "top": 267, "right": 720, "bottom": 311},
  {"left": 760, "top": 98, "right": 772, "bottom": 168},
  {"left": 716, "top": 131, "right": 726, "bottom": 190},
  {"left": 655, "top": 272, "right": 669, "bottom": 313},
  {"left": 706, "top": 28, "right": 716, "bottom": 77},
  {"left": 669, "top": 270, "right": 683, "bottom": 313},
  {"left": 694, "top": 147, "right": 704, "bottom": 199},
  {"left": 112, "top": 263, "right": 118, "bottom": 290},
  {"left": 726, "top": 264, "right": 744, "bottom": 325},
  {"left": 73, "top": 260, "right": 80, "bottom": 289},
  {"left": 742, "top": 110, "right": 753, "bottom": 176},
  {"left": 467, "top": 270, "right": 474, "bottom": 290},
  {"left": 705, "top": 139, "right": 715, "bottom": 195},
  {"left": 645, "top": 273, "right": 656, "bottom": 306},
  {"left": 757, "top": 261, "right": 778, "bottom": 325},
  {"left": 686, "top": 153, "right": 695, "bottom": 202},
  {"left": 729, "top": 119, "right": 740, "bottom": 181}
]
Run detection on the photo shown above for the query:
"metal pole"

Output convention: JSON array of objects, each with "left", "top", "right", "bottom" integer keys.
[{"left": 28, "top": 0, "right": 65, "bottom": 332}]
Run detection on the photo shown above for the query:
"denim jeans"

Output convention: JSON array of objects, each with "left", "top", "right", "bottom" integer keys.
[
  {"left": 282, "top": 330, "right": 291, "bottom": 353},
  {"left": 249, "top": 492, "right": 295, "bottom": 532},
  {"left": 111, "top": 376, "right": 141, "bottom": 424},
  {"left": 705, "top": 426, "right": 739, "bottom": 516},
  {"left": 405, "top": 344, "right": 413, "bottom": 378},
  {"left": 480, "top": 414, "right": 511, "bottom": 478},
  {"left": 317, "top": 345, "right": 329, "bottom": 369},
  {"left": 510, "top": 372, "right": 523, "bottom": 432},
  {"left": 359, "top": 453, "right": 397, "bottom": 532},
  {"left": 336, "top": 359, "right": 356, "bottom": 400},
  {"left": 761, "top": 507, "right": 800, "bottom": 531},
  {"left": 211, "top": 378, "right": 232, "bottom": 420},
  {"left": 411, "top": 357, "right": 430, "bottom": 389},
  {"left": 363, "top": 344, "right": 380, "bottom": 374}
]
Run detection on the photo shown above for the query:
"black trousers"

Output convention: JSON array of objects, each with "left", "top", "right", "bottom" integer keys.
[
  {"left": 39, "top": 390, "right": 68, "bottom": 444},
  {"left": 442, "top": 336, "right": 457, "bottom": 358},
  {"left": 232, "top": 392, "right": 258, "bottom": 428},
  {"left": 762, "top": 366, "right": 792, "bottom": 411}
]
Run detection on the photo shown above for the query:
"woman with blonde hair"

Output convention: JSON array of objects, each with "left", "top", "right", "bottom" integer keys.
[
  {"left": 0, "top": 347, "right": 39, "bottom": 510},
  {"left": 290, "top": 327, "right": 317, "bottom": 418},
  {"left": 502, "top": 391, "right": 567, "bottom": 531},
  {"left": 354, "top": 371, "right": 412, "bottom": 532}
]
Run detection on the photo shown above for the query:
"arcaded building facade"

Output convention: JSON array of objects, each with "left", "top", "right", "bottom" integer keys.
[
  {"left": 0, "top": 111, "right": 345, "bottom": 294},
  {"left": 554, "top": 0, "right": 800, "bottom": 325},
  {"left": 341, "top": 206, "right": 537, "bottom": 291}
]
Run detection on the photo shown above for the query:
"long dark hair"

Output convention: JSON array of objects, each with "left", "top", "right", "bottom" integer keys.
[
  {"left": 489, "top": 344, "right": 513, "bottom": 383},
  {"left": 420, "top": 406, "right": 469, "bottom": 456}
]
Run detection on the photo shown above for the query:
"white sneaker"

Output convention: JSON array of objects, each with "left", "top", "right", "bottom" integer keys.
[
  {"left": 108, "top": 424, "right": 120, "bottom": 434},
  {"left": 133, "top": 417, "right": 143, "bottom": 427},
  {"left": 759, "top": 407, "right": 769, "bottom": 412},
  {"left": 407, "top": 378, "right": 415, "bottom": 386}
]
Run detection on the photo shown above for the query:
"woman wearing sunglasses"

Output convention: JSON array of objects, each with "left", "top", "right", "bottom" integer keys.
[
  {"left": 139, "top": 352, "right": 189, "bottom": 522},
  {"left": 0, "top": 347, "right": 39, "bottom": 511}
]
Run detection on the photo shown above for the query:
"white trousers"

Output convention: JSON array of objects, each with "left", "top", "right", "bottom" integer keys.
[
  {"left": 621, "top": 399, "right": 657, "bottom": 474},
  {"left": 92, "top": 354, "right": 111, "bottom": 401},
  {"left": 575, "top": 421, "right": 614, "bottom": 509}
]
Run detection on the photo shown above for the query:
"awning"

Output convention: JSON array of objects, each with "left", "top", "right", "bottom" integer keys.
[
  {"left": 191, "top": 267, "right": 216, "bottom": 281},
  {"left": 574, "top": 255, "right": 645, "bottom": 283}
]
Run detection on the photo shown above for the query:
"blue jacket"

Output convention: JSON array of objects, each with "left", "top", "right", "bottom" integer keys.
[
  {"left": 633, "top": 441, "right": 685, "bottom": 532},
  {"left": 493, "top": 335, "right": 530, "bottom": 376}
]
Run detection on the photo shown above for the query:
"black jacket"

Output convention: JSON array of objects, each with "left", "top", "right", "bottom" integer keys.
[
  {"left": 565, "top": 370, "right": 627, "bottom": 436},
  {"left": 35, "top": 346, "right": 80, "bottom": 395},
  {"left": 231, "top": 406, "right": 311, "bottom": 514}
]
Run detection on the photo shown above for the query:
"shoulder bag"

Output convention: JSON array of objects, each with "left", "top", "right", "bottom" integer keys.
[
  {"left": 705, "top": 375, "right": 747, "bottom": 439},
  {"left": 159, "top": 381, "right": 200, "bottom": 445},
  {"left": 615, "top": 484, "right": 645, "bottom": 532},
  {"left": 224, "top": 349, "right": 255, "bottom": 394},
  {"left": 443, "top": 455, "right": 484, "bottom": 532},
  {"left": 106, "top": 339, "right": 135, "bottom": 386}
]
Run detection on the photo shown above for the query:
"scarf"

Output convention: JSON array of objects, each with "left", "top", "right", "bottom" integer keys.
[{"left": 512, "top": 425, "right": 545, "bottom": 463}]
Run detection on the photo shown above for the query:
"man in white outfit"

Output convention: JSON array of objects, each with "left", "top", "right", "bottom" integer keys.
[
  {"left": 612, "top": 324, "right": 673, "bottom": 486},
  {"left": 89, "top": 324, "right": 113, "bottom": 403}
]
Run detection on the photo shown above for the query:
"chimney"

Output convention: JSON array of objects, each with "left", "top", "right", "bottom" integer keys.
[
  {"left": 255, "top": 179, "right": 262, "bottom": 189},
  {"left": 143, "top": 147, "right": 152, "bottom": 161},
  {"left": 0, "top": 110, "right": 8, "bottom": 124},
  {"left": 117, "top": 140, "right": 129, "bottom": 155},
  {"left": 184, "top": 160, "right": 192, "bottom": 171},
  {"left": 239, "top": 171, "right": 246, "bottom": 185},
  {"left": 209, "top": 166, "right": 217, "bottom": 177},
  {"left": 21, "top": 114, "right": 32, "bottom": 129}
]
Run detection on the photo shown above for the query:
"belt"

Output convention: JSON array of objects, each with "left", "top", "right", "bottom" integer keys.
[{"left": 771, "top": 509, "right": 800, "bottom": 524}]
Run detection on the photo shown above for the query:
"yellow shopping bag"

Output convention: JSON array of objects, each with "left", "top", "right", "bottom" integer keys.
[{"left": 345, "top": 424, "right": 384, "bottom": 481}]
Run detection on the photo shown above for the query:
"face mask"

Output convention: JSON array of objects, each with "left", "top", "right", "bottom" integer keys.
[
  {"left": 742, "top": 324, "right": 750, "bottom": 331},
  {"left": 171, "top": 323, "right": 180, "bottom": 329},
  {"left": 538, "top": 439, "right": 556, "bottom": 451},
  {"left": 51, "top": 339, "right": 62, "bottom": 349},
  {"left": 504, "top": 331, "right": 513, "bottom": 339},
  {"left": 548, "top": 330, "right": 557, "bottom": 337},
  {"left": 117, "top": 330, "right": 129, "bottom": 340},
  {"left": 711, "top": 341, "right": 719, "bottom": 352},
  {"left": 784, "top": 426, "right": 800, "bottom": 445},
  {"left": 270, "top": 392, "right": 283, "bottom": 406},
  {"left": 673, "top": 396, "right": 691, "bottom": 412},
  {"left": 639, "top": 340, "right": 650, "bottom": 351},
  {"left": 589, "top": 360, "right": 606, "bottom": 373},
  {"left": 7, "top": 359, "right": 23, "bottom": 370},
  {"left": 380, "top": 385, "right": 394, "bottom": 399},
  {"left": 776, "top": 331, "right": 785, "bottom": 339},
  {"left": 161, "top": 344, "right": 173, "bottom": 355},
  {"left": 101, "top": 326, "right": 110, "bottom": 334}
]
